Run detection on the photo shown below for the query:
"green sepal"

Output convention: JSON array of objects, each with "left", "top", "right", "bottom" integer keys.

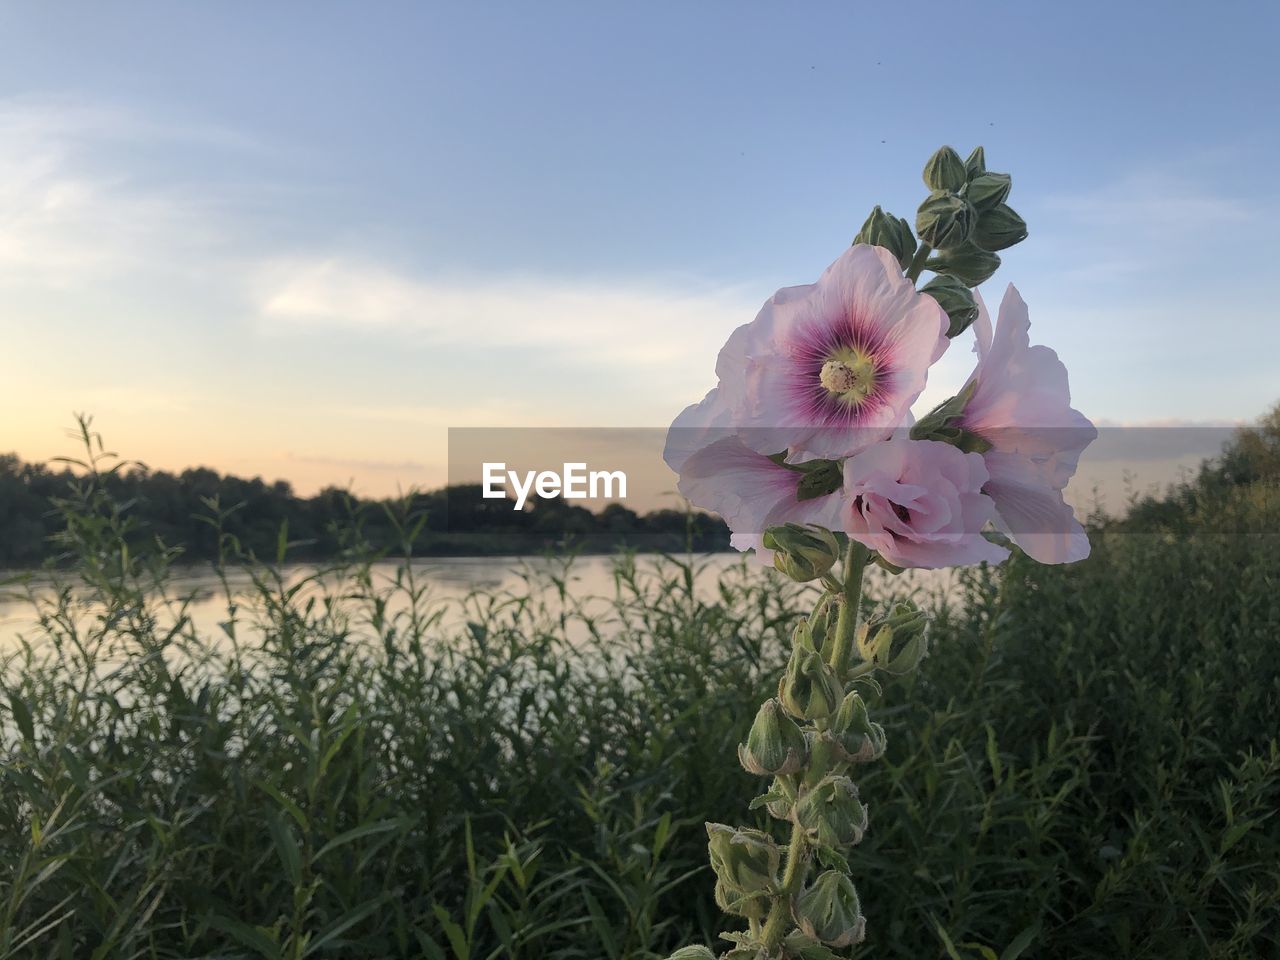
[
  {"left": 967, "top": 171, "right": 1012, "bottom": 211},
  {"left": 925, "top": 242, "right": 1001, "bottom": 286},
  {"left": 972, "top": 203, "right": 1028, "bottom": 252},
  {"left": 919, "top": 274, "right": 979, "bottom": 338},
  {"left": 853, "top": 205, "right": 916, "bottom": 271},
  {"left": 784, "top": 932, "right": 841, "bottom": 960},
  {"left": 922, "top": 145, "right": 967, "bottom": 193},
  {"left": 911, "top": 383, "right": 993, "bottom": 454},
  {"left": 964, "top": 145, "right": 986, "bottom": 179},
  {"left": 794, "top": 460, "right": 843, "bottom": 501},
  {"left": 915, "top": 190, "right": 975, "bottom": 249}
]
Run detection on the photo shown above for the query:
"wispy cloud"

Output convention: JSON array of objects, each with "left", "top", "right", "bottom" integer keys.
[
  {"left": 0, "top": 96, "right": 256, "bottom": 283},
  {"left": 251, "top": 256, "right": 754, "bottom": 371},
  {"left": 1036, "top": 164, "right": 1262, "bottom": 283}
]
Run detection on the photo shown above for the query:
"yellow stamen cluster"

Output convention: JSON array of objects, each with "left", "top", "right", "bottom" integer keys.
[{"left": 819, "top": 350, "right": 877, "bottom": 404}]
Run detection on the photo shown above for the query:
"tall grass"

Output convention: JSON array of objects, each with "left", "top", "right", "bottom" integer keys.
[{"left": 1, "top": 429, "right": 1278, "bottom": 959}]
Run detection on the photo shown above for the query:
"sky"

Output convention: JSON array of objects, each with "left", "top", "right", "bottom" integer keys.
[{"left": 1, "top": 1, "right": 1277, "bottom": 500}]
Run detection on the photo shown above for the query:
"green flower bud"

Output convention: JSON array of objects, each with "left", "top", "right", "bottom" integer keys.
[
  {"left": 919, "top": 274, "right": 979, "bottom": 338},
  {"left": 922, "top": 145, "right": 967, "bottom": 193},
  {"left": 915, "top": 190, "right": 975, "bottom": 250},
  {"left": 779, "top": 624, "right": 842, "bottom": 721},
  {"left": 853, "top": 205, "right": 916, "bottom": 271},
  {"left": 706, "top": 823, "right": 781, "bottom": 910},
  {"left": 924, "top": 242, "right": 1001, "bottom": 286},
  {"left": 665, "top": 948, "right": 717, "bottom": 960},
  {"left": 792, "top": 871, "right": 867, "bottom": 948},
  {"left": 972, "top": 203, "right": 1028, "bottom": 252},
  {"left": 793, "top": 776, "right": 868, "bottom": 848},
  {"left": 763, "top": 523, "right": 840, "bottom": 583},
  {"left": 808, "top": 594, "right": 837, "bottom": 662},
  {"left": 828, "top": 691, "right": 886, "bottom": 763},
  {"left": 784, "top": 931, "right": 844, "bottom": 959},
  {"left": 856, "top": 602, "right": 929, "bottom": 675},
  {"left": 764, "top": 776, "right": 794, "bottom": 820},
  {"left": 964, "top": 145, "right": 986, "bottom": 179},
  {"left": 722, "top": 948, "right": 770, "bottom": 960},
  {"left": 738, "top": 699, "right": 809, "bottom": 776},
  {"left": 966, "top": 171, "right": 1012, "bottom": 211}
]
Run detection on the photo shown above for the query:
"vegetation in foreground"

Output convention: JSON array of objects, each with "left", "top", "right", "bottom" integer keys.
[{"left": 1, "top": 413, "right": 1279, "bottom": 959}]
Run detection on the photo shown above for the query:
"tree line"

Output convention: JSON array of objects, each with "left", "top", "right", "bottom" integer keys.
[{"left": 0, "top": 454, "right": 729, "bottom": 568}]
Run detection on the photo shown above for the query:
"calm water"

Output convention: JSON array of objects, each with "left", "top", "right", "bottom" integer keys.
[{"left": 0, "top": 553, "right": 957, "bottom": 651}]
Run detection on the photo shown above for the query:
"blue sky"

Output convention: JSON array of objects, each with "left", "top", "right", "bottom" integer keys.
[{"left": 1, "top": 1, "right": 1277, "bottom": 495}]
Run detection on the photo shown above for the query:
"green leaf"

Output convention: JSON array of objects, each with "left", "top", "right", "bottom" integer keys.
[
  {"left": 268, "top": 811, "right": 302, "bottom": 887},
  {"left": 432, "top": 903, "right": 470, "bottom": 960},
  {"left": 207, "top": 915, "right": 284, "bottom": 960},
  {"left": 314, "top": 818, "right": 407, "bottom": 862},
  {"left": 8, "top": 693, "right": 35, "bottom": 743},
  {"left": 999, "top": 924, "right": 1040, "bottom": 960}
]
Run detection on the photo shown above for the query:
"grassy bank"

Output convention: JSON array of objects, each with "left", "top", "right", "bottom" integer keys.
[{"left": 2, "top": 439, "right": 1279, "bottom": 958}]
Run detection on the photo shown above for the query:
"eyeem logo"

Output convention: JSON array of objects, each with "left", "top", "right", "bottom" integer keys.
[{"left": 482, "top": 462, "right": 628, "bottom": 510}]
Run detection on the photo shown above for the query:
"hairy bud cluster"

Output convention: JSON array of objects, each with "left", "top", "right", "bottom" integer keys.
[{"left": 907, "top": 145, "right": 1027, "bottom": 336}]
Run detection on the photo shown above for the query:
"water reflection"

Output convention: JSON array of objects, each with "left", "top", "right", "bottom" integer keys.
[{"left": 1, "top": 553, "right": 959, "bottom": 650}]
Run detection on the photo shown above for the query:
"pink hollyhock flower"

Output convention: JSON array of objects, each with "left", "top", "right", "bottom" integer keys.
[
  {"left": 712, "top": 244, "right": 949, "bottom": 462},
  {"left": 959, "top": 286, "right": 1097, "bottom": 564},
  {"left": 841, "top": 438, "right": 1008, "bottom": 569},
  {"left": 664, "top": 388, "right": 844, "bottom": 564}
]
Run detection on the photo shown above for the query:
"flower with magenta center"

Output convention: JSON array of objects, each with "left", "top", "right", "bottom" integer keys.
[{"left": 710, "top": 243, "right": 949, "bottom": 461}]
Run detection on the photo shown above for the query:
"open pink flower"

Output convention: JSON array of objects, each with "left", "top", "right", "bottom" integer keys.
[
  {"left": 841, "top": 438, "right": 1008, "bottom": 569},
  {"left": 713, "top": 244, "right": 949, "bottom": 461},
  {"left": 664, "top": 388, "right": 844, "bottom": 564},
  {"left": 960, "top": 286, "right": 1096, "bottom": 563}
]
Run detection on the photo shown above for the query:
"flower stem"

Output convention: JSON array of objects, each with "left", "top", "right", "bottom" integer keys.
[
  {"left": 760, "top": 821, "right": 808, "bottom": 950},
  {"left": 905, "top": 242, "right": 932, "bottom": 284},
  {"left": 829, "top": 541, "right": 870, "bottom": 677},
  {"left": 760, "top": 542, "right": 871, "bottom": 954}
]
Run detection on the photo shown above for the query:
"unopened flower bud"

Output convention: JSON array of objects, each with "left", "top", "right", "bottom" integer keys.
[
  {"left": 808, "top": 594, "right": 836, "bottom": 661},
  {"left": 722, "top": 948, "right": 770, "bottom": 960},
  {"left": 853, "top": 206, "right": 916, "bottom": 271},
  {"left": 739, "top": 699, "right": 808, "bottom": 776},
  {"left": 915, "top": 191, "right": 975, "bottom": 249},
  {"left": 792, "top": 870, "right": 867, "bottom": 948},
  {"left": 966, "top": 171, "right": 1012, "bottom": 211},
  {"left": 919, "top": 275, "right": 979, "bottom": 338},
  {"left": 964, "top": 145, "right": 986, "bottom": 179},
  {"left": 793, "top": 776, "right": 868, "bottom": 848},
  {"left": 779, "top": 625, "right": 842, "bottom": 720},
  {"left": 763, "top": 523, "right": 840, "bottom": 583},
  {"left": 922, "top": 145, "right": 967, "bottom": 193},
  {"left": 925, "top": 242, "right": 1001, "bottom": 286},
  {"left": 764, "top": 776, "right": 794, "bottom": 820},
  {"left": 665, "top": 948, "right": 717, "bottom": 960},
  {"left": 828, "top": 691, "right": 887, "bottom": 763},
  {"left": 972, "top": 203, "right": 1028, "bottom": 252},
  {"left": 857, "top": 602, "right": 929, "bottom": 675},
  {"left": 706, "top": 823, "right": 781, "bottom": 913}
]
